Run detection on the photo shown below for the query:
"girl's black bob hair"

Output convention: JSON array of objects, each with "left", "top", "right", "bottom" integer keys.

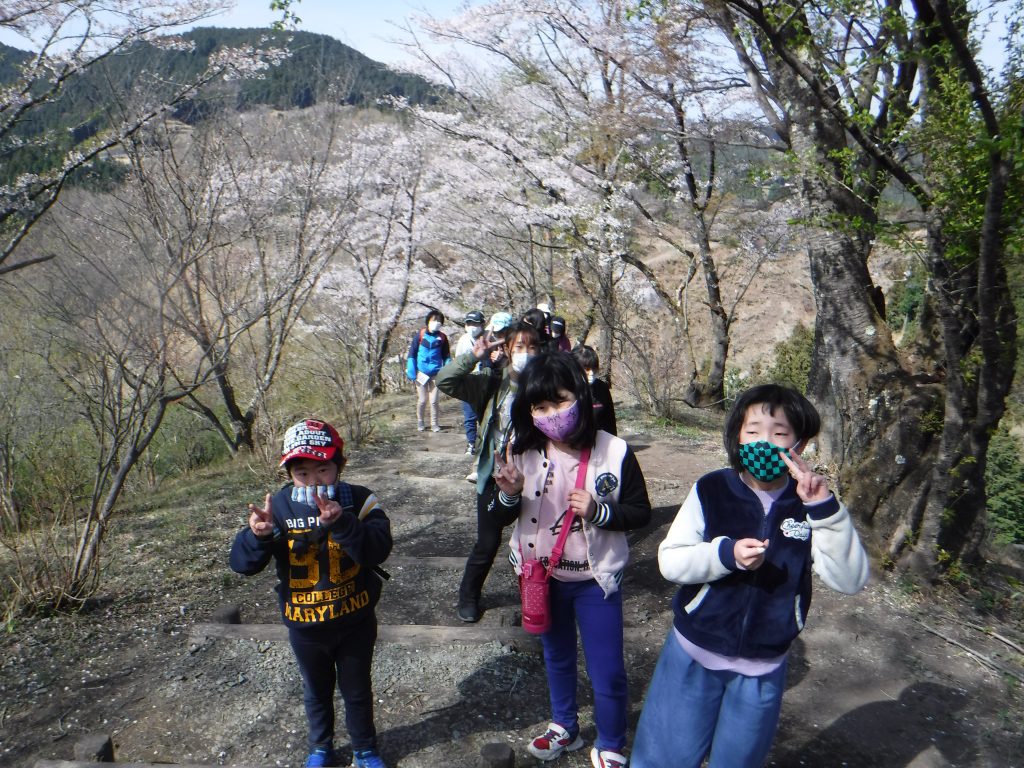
[
  {"left": 424, "top": 308, "right": 445, "bottom": 326},
  {"left": 521, "top": 307, "right": 550, "bottom": 342},
  {"left": 510, "top": 351, "right": 596, "bottom": 454},
  {"left": 723, "top": 384, "right": 821, "bottom": 472},
  {"left": 571, "top": 344, "right": 599, "bottom": 371}
]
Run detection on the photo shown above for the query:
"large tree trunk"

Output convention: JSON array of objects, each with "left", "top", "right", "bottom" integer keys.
[{"left": 771, "top": 64, "right": 944, "bottom": 562}]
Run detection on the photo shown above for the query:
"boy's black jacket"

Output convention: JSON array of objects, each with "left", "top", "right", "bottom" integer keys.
[{"left": 230, "top": 482, "right": 392, "bottom": 630}]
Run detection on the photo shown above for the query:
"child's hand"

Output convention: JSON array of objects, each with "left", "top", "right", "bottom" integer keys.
[
  {"left": 734, "top": 538, "right": 769, "bottom": 570},
  {"left": 780, "top": 450, "right": 831, "bottom": 503},
  {"left": 247, "top": 493, "right": 274, "bottom": 538},
  {"left": 493, "top": 443, "right": 524, "bottom": 496},
  {"left": 568, "top": 488, "right": 597, "bottom": 521},
  {"left": 473, "top": 333, "right": 504, "bottom": 361},
  {"left": 313, "top": 490, "right": 344, "bottom": 526}
]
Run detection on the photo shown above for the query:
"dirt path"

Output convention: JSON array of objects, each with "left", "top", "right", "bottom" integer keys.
[{"left": 1, "top": 397, "right": 1022, "bottom": 768}]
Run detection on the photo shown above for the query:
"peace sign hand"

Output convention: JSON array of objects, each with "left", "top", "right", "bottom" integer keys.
[
  {"left": 313, "top": 490, "right": 344, "bottom": 526},
  {"left": 472, "top": 333, "right": 505, "bottom": 361},
  {"left": 780, "top": 450, "right": 831, "bottom": 503},
  {"left": 493, "top": 442, "right": 524, "bottom": 497},
  {"left": 247, "top": 493, "right": 274, "bottom": 539}
]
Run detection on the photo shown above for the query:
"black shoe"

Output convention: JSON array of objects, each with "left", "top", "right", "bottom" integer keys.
[{"left": 457, "top": 599, "right": 481, "bottom": 623}]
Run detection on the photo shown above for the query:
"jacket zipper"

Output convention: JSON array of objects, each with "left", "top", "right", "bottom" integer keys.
[{"left": 736, "top": 497, "right": 773, "bottom": 654}]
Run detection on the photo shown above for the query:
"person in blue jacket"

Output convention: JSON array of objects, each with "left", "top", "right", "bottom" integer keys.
[
  {"left": 631, "top": 385, "right": 869, "bottom": 768},
  {"left": 230, "top": 419, "right": 393, "bottom": 768},
  {"left": 406, "top": 309, "right": 451, "bottom": 432}
]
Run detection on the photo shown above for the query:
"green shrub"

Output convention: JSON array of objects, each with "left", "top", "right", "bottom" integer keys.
[
  {"left": 886, "top": 266, "right": 927, "bottom": 334},
  {"left": 986, "top": 424, "right": 1024, "bottom": 545},
  {"left": 137, "top": 406, "right": 231, "bottom": 488},
  {"left": 759, "top": 324, "right": 815, "bottom": 394}
]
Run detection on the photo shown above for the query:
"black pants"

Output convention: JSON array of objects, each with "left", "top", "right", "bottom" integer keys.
[
  {"left": 459, "top": 477, "right": 506, "bottom": 604},
  {"left": 288, "top": 615, "right": 378, "bottom": 751}
]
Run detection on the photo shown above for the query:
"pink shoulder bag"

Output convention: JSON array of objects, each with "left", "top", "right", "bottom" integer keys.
[{"left": 519, "top": 448, "right": 591, "bottom": 634}]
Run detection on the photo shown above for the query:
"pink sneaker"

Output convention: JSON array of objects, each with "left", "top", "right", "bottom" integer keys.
[{"left": 527, "top": 722, "right": 584, "bottom": 761}]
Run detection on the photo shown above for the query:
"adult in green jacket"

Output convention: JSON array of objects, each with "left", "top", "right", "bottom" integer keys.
[{"left": 436, "top": 319, "right": 541, "bottom": 622}]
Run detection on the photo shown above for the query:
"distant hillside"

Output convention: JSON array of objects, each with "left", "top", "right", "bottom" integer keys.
[
  {"left": 154, "top": 28, "right": 444, "bottom": 118},
  {"left": 0, "top": 42, "right": 30, "bottom": 84},
  {"left": 0, "top": 28, "right": 443, "bottom": 183}
]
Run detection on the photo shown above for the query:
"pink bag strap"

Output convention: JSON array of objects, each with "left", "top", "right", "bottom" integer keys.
[{"left": 546, "top": 447, "right": 591, "bottom": 576}]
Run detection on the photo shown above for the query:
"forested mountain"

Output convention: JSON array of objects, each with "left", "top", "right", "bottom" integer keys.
[{"left": 0, "top": 28, "right": 441, "bottom": 182}]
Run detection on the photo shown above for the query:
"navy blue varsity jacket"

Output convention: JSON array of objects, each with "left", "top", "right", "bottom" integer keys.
[
  {"left": 229, "top": 482, "right": 392, "bottom": 630},
  {"left": 659, "top": 468, "right": 868, "bottom": 659}
]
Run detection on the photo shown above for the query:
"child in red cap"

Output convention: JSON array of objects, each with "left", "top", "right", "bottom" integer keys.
[{"left": 230, "top": 419, "right": 393, "bottom": 768}]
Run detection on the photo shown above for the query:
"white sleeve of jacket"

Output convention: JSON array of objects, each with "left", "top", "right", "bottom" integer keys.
[
  {"left": 809, "top": 500, "right": 870, "bottom": 594},
  {"left": 658, "top": 483, "right": 734, "bottom": 585}
]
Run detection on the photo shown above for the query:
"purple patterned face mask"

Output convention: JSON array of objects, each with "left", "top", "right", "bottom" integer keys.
[{"left": 532, "top": 399, "right": 581, "bottom": 442}]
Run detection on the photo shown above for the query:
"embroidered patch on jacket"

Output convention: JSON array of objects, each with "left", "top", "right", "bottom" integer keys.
[
  {"left": 780, "top": 518, "right": 811, "bottom": 540},
  {"left": 594, "top": 472, "right": 619, "bottom": 497}
]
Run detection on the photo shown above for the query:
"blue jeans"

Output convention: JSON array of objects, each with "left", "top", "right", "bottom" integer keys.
[
  {"left": 631, "top": 631, "right": 786, "bottom": 768},
  {"left": 541, "top": 578, "right": 628, "bottom": 752},
  {"left": 461, "top": 401, "right": 478, "bottom": 446}
]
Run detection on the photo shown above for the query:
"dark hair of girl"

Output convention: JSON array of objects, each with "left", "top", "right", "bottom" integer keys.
[
  {"left": 520, "top": 308, "right": 550, "bottom": 342},
  {"left": 510, "top": 351, "right": 596, "bottom": 454},
  {"left": 723, "top": 384, "right": 821, "bottom": 472},
  {"left": 571, "top": 344, "right": 599, "bottom": 372},
  {"left": 424, "top": 309, "right": 445, "bottom": 326}
]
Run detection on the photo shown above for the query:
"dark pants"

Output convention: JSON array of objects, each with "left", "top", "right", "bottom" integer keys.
[
  {"left": 459, "top": 478, "right": 505, "bottom": 604},
  {"left": 288, "top": 615, "right": 378, "bottom": 751},
  {"left": 462, "top": 401, "right": 478, "bottom": 446}
]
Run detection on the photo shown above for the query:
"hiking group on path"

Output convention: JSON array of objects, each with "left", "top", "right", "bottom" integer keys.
[{"left": 230, "top": 305, "right": 868, "bottom": 768}]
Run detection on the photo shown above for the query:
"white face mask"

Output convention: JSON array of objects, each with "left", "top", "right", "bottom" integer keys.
[
  {"left": 428, "top": 321, "right": 441, "bottom": 333},
  {"left": 586, "top": 371, "right": 596, "bottom": 384},
  {"left": 511, "top": 352, "right": 534, "bottom": 374},
  {"left": 467, "top": 325, "right": 483, "bottom": 338}
]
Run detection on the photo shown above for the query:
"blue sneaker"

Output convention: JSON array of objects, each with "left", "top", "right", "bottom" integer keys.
[
  {"left": 305, "top": 747, "right": 341, "bottom": 768},
  {"left": 352, "top": 747, "right": 388, "bottom": 768}
]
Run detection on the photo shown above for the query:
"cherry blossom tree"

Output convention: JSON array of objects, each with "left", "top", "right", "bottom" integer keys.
[
  {"left": 312, "top": 120, "right": 447, "bottom": 398},
  {"left": 0, "top": 1, "right": 284, "bottom": 276},
  {"left": 404, "top": 0, "right": 782, "bottom": 399},
  {"left": 49, "top": 102, "right": 363, "bottom": 456}
]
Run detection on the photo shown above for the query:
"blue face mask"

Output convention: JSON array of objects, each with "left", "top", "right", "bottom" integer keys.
[
  {"left": 738, "top": 441, "right": 793, "bottom": 482},
  {"left": 291, "top": 484, "right": 337, "bottom": 506}
]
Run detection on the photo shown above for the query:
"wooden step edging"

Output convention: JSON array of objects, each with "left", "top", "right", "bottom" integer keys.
[
  {"left": 191, "top": 621, "right": 527, "bottom": 646},
  {"left": 190, "top": 621, "right": 658, "bottom": 646},
  {"left": 38, "top": 738, "right": 518, "bottom": 768}
]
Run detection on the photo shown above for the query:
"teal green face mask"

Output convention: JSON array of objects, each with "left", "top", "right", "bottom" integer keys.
[{"left": 738, "top": 441, "right": 792, "bottom": 482}]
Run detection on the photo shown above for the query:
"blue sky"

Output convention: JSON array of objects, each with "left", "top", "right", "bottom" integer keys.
[
  {"left": 0, "top": 1, "right": 1009, "bottom": 72},
  {"left": 0, "top": 1, "right": 464, "bottom": 65},
  {"left": 201, "top": 0, "right": 466, "bottom": 64}
]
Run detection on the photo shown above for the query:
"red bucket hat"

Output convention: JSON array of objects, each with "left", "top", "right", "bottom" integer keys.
[{"left": 280, "top": 419, "right": 344, "bottom": 466}]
